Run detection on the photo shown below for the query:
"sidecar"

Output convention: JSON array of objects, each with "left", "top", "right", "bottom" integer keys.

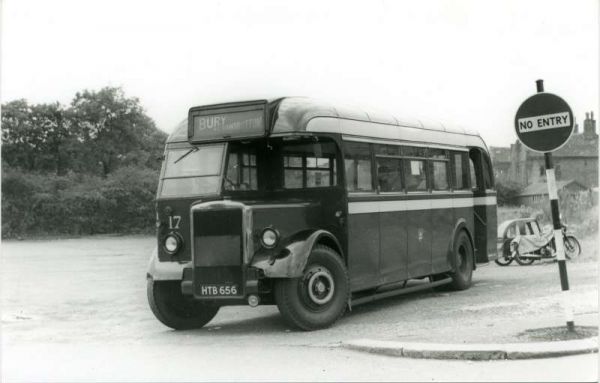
[{"left": 496, "top": 218, "right": 551, "bottom": 265}]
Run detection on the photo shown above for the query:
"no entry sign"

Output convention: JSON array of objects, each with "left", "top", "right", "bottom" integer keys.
[{"left": 514, "top": 92, "right": 574, "bottom": 152}]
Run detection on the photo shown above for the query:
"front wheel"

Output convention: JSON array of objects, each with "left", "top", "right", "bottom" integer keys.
[
  {"left": 564, "top": 236, "right": 581, "bottom": 260},
  {"left": 147, "top": 279, "right": 220, "bottom": 330},
  {"left": 274, "top": 245, "right": 349, "bottom": 331},
  {"left": 449, "top": 231, "right": 473, "bottom": 290},
  {"left": 495, "top": 239, "right": 514, "bottom": 266}
]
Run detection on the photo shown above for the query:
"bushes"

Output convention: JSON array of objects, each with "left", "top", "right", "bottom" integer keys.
[
  {"left": 496, "top": 181, "right": 523, "bottom": 206},
  {"left": 1, "top": 166, "right": 159, "bottom": 238}
]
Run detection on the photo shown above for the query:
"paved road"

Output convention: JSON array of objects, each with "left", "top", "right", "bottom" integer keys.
[{"left": 1, "top": 235, "right": 598, "bottom": 381}]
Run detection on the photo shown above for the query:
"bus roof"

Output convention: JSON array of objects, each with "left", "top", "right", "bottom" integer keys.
[{"left": 167, "top": 97, "right": 488, "bottom": 150}]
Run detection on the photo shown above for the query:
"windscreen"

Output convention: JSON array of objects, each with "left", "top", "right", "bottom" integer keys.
[{"left": 159, "top": 144, "right": 225, "bottom": 198}]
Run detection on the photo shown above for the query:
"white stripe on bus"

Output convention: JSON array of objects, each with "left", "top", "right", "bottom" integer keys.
[{"left": 348, "top": 196, "right": 496, "bottom": 214}]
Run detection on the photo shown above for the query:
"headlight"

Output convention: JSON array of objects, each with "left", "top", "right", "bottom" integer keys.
[
  {"left": 260, "top": 228, "right": 279, "bottom": 249},
  {"left": 164, "top": 234, "right": 181, "bottom": 254}
]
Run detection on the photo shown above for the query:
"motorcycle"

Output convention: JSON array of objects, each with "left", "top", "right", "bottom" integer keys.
[{"left": 495, "top": 218, "right": 581, "bottom": 266}]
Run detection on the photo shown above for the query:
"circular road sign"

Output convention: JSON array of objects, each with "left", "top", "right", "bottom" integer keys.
[{"left": 514, "top": 92, "right": 574, "bottom": 152}]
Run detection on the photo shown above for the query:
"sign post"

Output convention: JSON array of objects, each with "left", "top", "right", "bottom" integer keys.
[{"left": 514, "top": 79, "right": 575, "bottom": 332}]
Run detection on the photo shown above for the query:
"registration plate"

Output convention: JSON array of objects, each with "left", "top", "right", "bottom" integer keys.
[{"left": 199, "top": 284, "right": 239, "bottom": 296}]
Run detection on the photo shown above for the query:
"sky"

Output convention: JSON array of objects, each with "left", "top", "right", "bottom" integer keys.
[{"left": 1, "top": 0, "right": 598, "bottom": 147}]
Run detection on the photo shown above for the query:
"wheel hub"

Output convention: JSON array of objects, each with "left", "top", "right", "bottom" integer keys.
[{"left": 305, "top": 267, "right": 335, "bottom": 305}]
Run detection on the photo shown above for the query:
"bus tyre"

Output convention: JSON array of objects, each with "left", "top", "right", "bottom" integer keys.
[
  {"left": 274, "top": 245, "right": 349, "bottom": 331},
  {"left": 449, "top": 231, "right": 474, "bottom": 290},
  {"left": 147, "top": 279, "right": 219, "bottom": 330}
]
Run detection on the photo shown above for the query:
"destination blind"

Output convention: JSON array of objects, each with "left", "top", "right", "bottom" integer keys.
[{"left": 189, "top": 109, "right": 265, "bottom": 142}]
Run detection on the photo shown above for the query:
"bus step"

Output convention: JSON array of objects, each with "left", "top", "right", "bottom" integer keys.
[{"left": 351, "top": 277, "right": 452, "bottom": 306}]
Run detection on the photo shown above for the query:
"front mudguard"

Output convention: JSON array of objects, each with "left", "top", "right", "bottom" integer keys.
[
  {"left": 146, "top": 247, "right": 188, "bottom": 281},
  {"left": 250, "top": 230, "right": 341, "bottom": 278}
]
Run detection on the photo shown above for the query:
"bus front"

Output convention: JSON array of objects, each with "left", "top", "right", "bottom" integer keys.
[{"left": 147, "top": 99, "right": 348, "bottom": 331}]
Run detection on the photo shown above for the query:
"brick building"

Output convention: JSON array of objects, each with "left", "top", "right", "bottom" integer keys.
[{"left": 491, "top": 111, "right": 598, "bottom": 188}]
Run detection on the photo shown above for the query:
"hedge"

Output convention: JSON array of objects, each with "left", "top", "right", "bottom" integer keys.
[{"left": 2, "top": 166, "right": 159, "bottom": 238}]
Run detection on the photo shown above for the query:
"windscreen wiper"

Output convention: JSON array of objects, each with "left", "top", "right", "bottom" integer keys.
[{"left": 174, "top": 147, "right": 198, "bottom": 164}]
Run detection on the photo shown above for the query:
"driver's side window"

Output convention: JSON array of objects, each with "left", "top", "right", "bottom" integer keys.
[{"left": 224, "top": 149, "right": 258, "bottom": 191}]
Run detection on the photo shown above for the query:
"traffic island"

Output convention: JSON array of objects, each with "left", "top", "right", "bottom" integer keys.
[{"left": 343, "top": 334, "right": 599, "bottom": 361}]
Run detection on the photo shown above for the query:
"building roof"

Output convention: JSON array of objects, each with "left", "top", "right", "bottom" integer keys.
[{"left": 517, "top": 179, "right": 589, "bottom": 197}]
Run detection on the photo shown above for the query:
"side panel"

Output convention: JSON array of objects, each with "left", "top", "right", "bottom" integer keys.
[
  {"left": 379, "top": 211, "right": 409, "bottom": 284},
  {"left": 406, "top": 202, "right": 432, "bottom": 278},
  {"left": 347, "top": 212, "right": 380, "bottom": 290},
  {"left": 430, "top": 204, "right": 456, "bottom": 274}
]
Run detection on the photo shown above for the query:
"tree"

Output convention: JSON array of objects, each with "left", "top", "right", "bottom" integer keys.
[
  {"left": 68, "top": 87, "right": 166, "bottom": 176},
  {"left": 2, "top": 100, "right": 74, "bottom": 174},
  {"left": 2, "top": 99, "right": 45, "bottom": 171}
]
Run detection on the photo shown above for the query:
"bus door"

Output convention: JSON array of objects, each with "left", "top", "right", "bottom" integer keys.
[{"left": 469, "top": 148, "right": 497, "bottom": 263}]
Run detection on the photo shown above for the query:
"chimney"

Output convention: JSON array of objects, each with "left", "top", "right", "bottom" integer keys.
[{"left": 583, "top": 111, "right": 597, "bottom": 138}]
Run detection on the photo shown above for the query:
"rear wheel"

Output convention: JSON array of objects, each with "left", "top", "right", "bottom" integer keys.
[
  {"left": 274, "top": 245, "right": 349, "bottom": 331},
  {"left": 564, "top": 236, "right": 581, "bottom": 260},
  {"left": 449, "top": 231, "right": 473, "bottom": 290},
  {"left": 147, "top": 279, "right": 219, "bottom": 330}
]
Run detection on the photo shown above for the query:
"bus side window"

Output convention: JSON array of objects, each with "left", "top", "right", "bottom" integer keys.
[
  {"left": 376, "top": 157, "right": 403, "bottom": 192},
  {"left": 431, "top": 160, "right": 449, "bottom": 191},
  {"left": 452, "top": 152, "right": 470, "bottom": 190},
  {"left": 469, "top": 157, "right": 478, "bottom": 190},
  {"left": 482, "top": 155, "right": 494, "bottom": 190},
  {"left": 344, "top": 142, "right": 373, "bottom": 192},
  {"left": 404, "top": 159, "right": 427, "bottom": 192}
]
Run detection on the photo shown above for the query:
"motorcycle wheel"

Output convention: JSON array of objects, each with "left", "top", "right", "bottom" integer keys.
[
  {"left": 515, "top": 252, "right": 535, "bottom": 266},
  {"left": 564, "top": 236, "right": 581, "bottom": 260},
  {"left": 495, "top": 239, "right": 514, "bottom": 266}
]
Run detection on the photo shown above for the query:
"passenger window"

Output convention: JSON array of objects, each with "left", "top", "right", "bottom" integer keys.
[
  {"left": 429, "top": 148, "right": 447, "bottom": 160},
  {"left": 403, "top": 146, "right": 427, "bottom": 157},
  {"left": 482, "top": 156, "right": 494, "bottom": 189},
  {"left": 282, "top": 142, "right": 337, "bottom": 189},
  {"left": 469, "top": 158, "right": 477, "bottom": 190},
  {"left": 377, "top": 157, "right": 403, "bottom": 192},
  {"left": 432, "top": 161, "right": 449, "bottom": 190},
  {"left": 376, "top": 144, "right": 402, "bottom": 156},
  {"left": 404, "top": 159, "right": 427, "bottom": 192},
  {"left": 453, "top": 153, "right": 470, "bottom": 190},
  {"left": 344, "top": 142, "right": 373, "bottom": 192}
]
